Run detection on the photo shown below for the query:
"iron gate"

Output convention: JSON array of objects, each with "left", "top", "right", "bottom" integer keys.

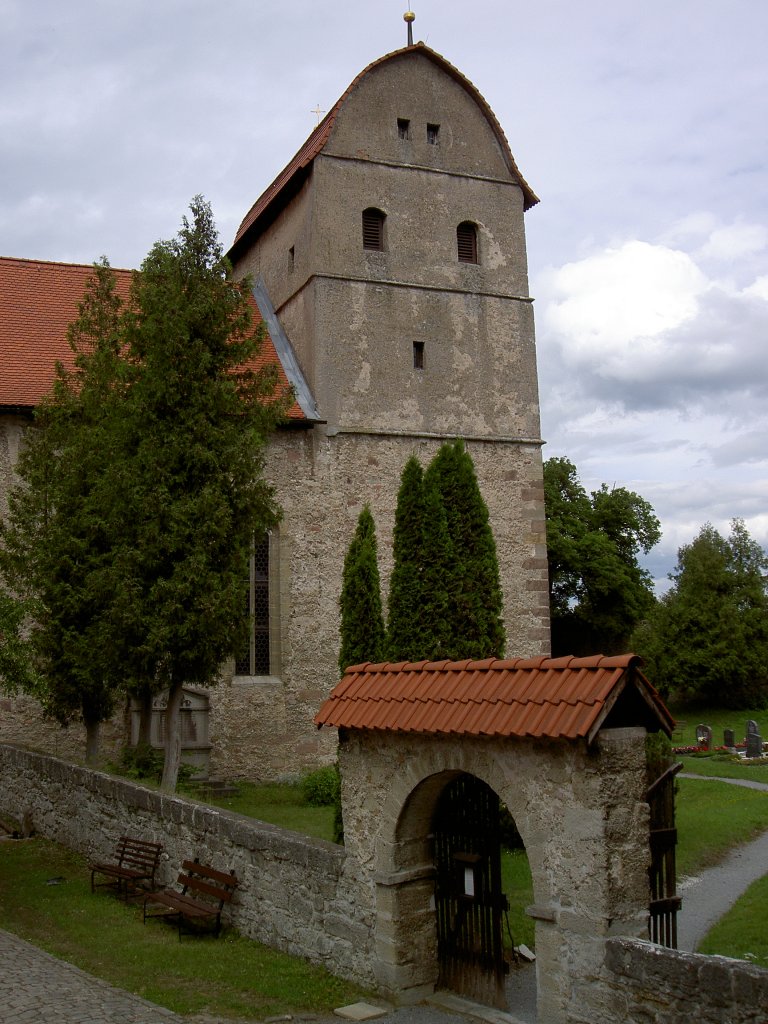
[
  {"left": 646, "top": 761, "right": 682, "bottom": 947},
  {"left": 432, "top": 774, "right": 508, "bottom": 1009}
]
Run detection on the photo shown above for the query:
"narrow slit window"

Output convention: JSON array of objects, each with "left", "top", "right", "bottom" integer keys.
[
  {"left": 457, "top": 222, "right": 478, "bottom": 264},
  {"left": 397, "top": 118, "right": 410, "bottom": 140},
  {"left": 427, "top": 123, "right": 440, "bottom": 145},
  {"left": 362, "top": 208, "right": 385, "bottom": 251},
  {"left": 289, "top": 245, "right": 295, "bottom": 268},
  {"left": 413, "top": 341, "right": 425, "bottom": 370}
]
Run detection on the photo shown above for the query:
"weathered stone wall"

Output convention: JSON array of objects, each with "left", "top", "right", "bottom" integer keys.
[
  {"left": 210, "top": 427, "right": 548, "bottom": 780},
  {"left": 0, "top": 743, "right": 376, "bottom": 985},
  {"left": 4, "top": 740, "right": 766, "bottom": 1022},
  {"left": 337, "top": 726, "right": 651, "bottom": 1020},
  {"left": 0, "top": 692, "right": 127, "bottom": 763},
  {"left": 0, "top": 415, "right": 28, "bottom": 522},
  {"left": 598, "top": 938, "right": 768, "bottom": 1024}
]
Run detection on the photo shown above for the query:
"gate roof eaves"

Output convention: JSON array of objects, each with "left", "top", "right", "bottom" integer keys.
[{"left": 316, "top": 654, "right": 675, "bottom": 741}]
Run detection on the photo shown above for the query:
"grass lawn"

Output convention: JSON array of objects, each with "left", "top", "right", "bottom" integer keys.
[
  {"left": 501, "top": 848, "right": 534, "bottom": 950},
  {"left": 697, "top": 872, "right": 768, "bottom": 969},
  {"left": 675, "top": 776, "right": 768, "bottom": 877},
  {"left": 677, "top": 753, "right": 768, "bottom": 782},
  {"left": 0, "top": 836, "right": 368, "bottom": 1019},
  {"left": 668, "top": 705, "right": 768, "bottom": 749},
  {"left": 195, "top": 781, "right": 336, "bottom": 842}
]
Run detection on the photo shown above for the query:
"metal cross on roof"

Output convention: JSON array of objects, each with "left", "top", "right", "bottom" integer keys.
[{"left": 311, "top": 105, "right": 325, "bottom": 126}]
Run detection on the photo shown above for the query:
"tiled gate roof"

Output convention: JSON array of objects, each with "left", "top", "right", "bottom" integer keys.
[{"left": 315, "top": 654, "right": 674, "bottom": 743}]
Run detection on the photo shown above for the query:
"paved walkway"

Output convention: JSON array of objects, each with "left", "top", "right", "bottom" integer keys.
[
  {"left": 0, "top": 927, "right": 184, "bottom": 1023},
  {"left": 0, "top": 927, "right": 519, "bottom": 1024}
]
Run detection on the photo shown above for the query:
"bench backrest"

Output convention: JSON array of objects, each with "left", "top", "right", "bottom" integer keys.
[
  {"left": 178, "top": 859, "right": 238, "bottom": 908},
  {"left": 116, "top": 836, "right": 163, "bottom": 875}
]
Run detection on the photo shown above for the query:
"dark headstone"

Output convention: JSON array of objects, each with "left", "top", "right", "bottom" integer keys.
[
  {"left": 696, "top": 724, "right": 712, "bottom": 750},
  {"left": 747, "top": 719, "right": 759, "bottom": 736},
  {"left": 724, "top": 728, "right": 736, "bottom": 749},
  {"left": 746, "top": 732, "right": 763, "bottom": 758}
]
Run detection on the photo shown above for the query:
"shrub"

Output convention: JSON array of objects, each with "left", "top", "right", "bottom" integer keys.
[{"left": 301, "top": 765, "right": 340, "bottom": 807}]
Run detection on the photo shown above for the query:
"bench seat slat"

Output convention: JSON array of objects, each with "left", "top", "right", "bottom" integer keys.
[
  {"left": 89, "top": 836, "right": 163, "bottom": 899},
  {"left": 143, "top": 859, "right": 238, "bottom": 939}
]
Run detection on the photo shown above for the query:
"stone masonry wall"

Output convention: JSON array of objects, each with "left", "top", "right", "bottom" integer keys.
[
  {"left": 599, "top": 938, "right": 768, "bottom": 1024},
  {"left": 0, "top": 744, "right": 377, "bottom": 987}
]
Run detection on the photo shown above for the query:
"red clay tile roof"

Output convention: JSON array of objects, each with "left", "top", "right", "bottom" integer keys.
[
  {"left": 231, "top": 42, "right": 538, "bottom": 256},
  {"left": 0, "top": 256, "right": 304, "bottom": 419},
  {"left": 315, "top": 654, "right": 674, "bottom": 743}
]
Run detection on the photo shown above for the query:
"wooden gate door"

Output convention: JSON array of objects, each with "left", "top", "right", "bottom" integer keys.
[
  {"left": 433, "top": 774, "right": 508, "bottom": 1009},
  {"left": 647, "top": 761, "right": 682, "bottom": 947}
]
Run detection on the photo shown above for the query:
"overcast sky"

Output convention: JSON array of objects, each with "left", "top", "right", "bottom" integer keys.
[{"left": 2, "top": 0, "right": 767, "bottom": 589}]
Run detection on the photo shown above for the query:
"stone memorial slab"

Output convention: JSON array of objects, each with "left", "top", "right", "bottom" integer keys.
[
  {"left": 746, "top": 732, "right": 763, "bottom": 759},
  {"left": 696, "top": 724, "right": 712, "bottom": 750},
  {"left": 747, "top": 719, "right": 759, "bottom": 736},
  {"left": 724, "top": 728, "right": 736, "bottom": 749}
]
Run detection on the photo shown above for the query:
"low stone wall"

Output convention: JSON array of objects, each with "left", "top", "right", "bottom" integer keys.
[
  {"left": 594, "top": 939, "right": 768, "bottom": 1024},
  {"left": 0, "top": 744, "right": 376, "bottom": 987}
]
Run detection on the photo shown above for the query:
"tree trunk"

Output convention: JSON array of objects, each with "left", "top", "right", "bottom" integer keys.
[
  {"left": 136, "top": 687, "right": 153, "bottom": 747},
  {"left": 160, "top": 679, "right": 184, "bottom": 793},
  {"left": 83, "top": 716, "right": 101, "bottom": 765}
]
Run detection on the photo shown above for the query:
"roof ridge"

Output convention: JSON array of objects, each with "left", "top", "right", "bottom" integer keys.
[{"left": 230, "top": 42, "right": 537, "bottom": 254}]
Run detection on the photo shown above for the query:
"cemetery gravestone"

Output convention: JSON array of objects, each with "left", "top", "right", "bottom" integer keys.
[
  {"left": 723, "top": 728, "right": 735, "bottom": 749},
  {"left": 696, "top": 724, "right": 712, "bottom": 750},
  {"left": 746, "top": 730, "right": 763, "bottom": 759}
]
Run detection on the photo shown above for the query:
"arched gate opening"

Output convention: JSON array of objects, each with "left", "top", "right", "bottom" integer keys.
[{"left": 432, "top": 773, "right": 507, "bottom": 1008}]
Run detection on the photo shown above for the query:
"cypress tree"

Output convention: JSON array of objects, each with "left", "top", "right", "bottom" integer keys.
[
  {"left": 417, "top": 469, "right": 455, "bottom": 660},
  {"left": 387, "top": 456, "right": 427, "bottom": 661},
  {"left": 338, "top": 506, "right": 386, "bottom": 673},
  {"left": 424, "top": 440, "right": 505, "bottom": 659}
]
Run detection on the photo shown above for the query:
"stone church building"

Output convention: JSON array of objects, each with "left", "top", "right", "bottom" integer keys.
[{"left": 0, "top": 41, "right": 550, "bottom": 778}]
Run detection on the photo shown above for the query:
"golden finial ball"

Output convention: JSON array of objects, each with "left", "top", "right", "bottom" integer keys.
[{"left": 404, "top": 10, "right": 415, "bottom": 23}]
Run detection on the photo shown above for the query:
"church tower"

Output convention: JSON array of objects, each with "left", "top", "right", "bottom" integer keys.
[{"left": 214, "top": 41, "right": 549, "bottom": 776}]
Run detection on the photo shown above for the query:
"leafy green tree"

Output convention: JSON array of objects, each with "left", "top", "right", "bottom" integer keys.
[
  {"left": 543, "top": 456, "right": 660, "bottom": 655},
  {"left": 424, "top": 440, "right": 505, "bottom": 659},
  {"left": 0, "top": 200, "right": 287, "bottom": 786},
  {"left": 634, "top": 520, "right": 768, "bottom": 707},
  {"left": 0, "top": 589, "right": 41, "bottom": 697},
  {"left": 110, "top": 197, "right": 286, "bottom": 790},
  {"left": 338, "top": 506, "right": 386, "bottom": 672},
  {"left": 0, "top": 260, "right": 128, "bottom": 761}
]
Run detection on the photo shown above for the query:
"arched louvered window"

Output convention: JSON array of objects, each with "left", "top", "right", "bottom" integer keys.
[
  {"left": 362, "top": 208, "right": 385, "bottom": 251},
  {"left": 457, "top": 221, "right": 478, "bottom": 264}
]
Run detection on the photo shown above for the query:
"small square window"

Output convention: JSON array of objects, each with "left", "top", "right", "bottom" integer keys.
[
  {"left": 397, "top": 118, "right": 410, "bottom": 140},
  {"left": 413, "top": 341, "right": 425, "bottom": 370},
  {"left": 427, "top": 123, "right": 440, "bottom": 145}
]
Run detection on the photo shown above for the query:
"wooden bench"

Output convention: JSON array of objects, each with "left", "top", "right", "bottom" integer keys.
[
  {"left": 89, "top": 836, "right": 163, "bottom": 899},
  {"left": 142, "top": 858, "right": 238, "bottom": 938}
]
